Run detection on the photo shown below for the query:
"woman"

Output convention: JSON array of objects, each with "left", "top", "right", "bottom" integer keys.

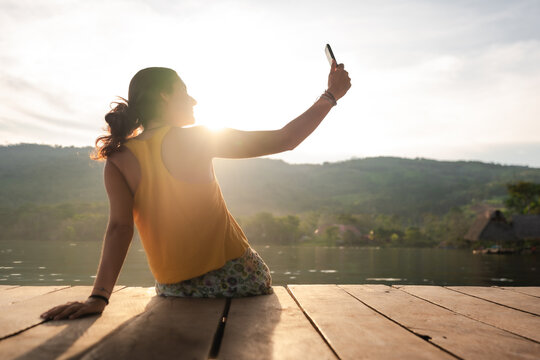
[{"left": 40, "top": 59, "right": 351, "bottom": 321}]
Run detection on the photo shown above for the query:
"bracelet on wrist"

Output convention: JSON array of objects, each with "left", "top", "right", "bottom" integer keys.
[
  {"left": 88, "top": 294, "right": 109, "bottom": 305},
  {"left": 320, "top": 93, "right": 337, "bottom": 106},
  {"left": 324, "top": 89, "right": 337, "bottom": 102}
]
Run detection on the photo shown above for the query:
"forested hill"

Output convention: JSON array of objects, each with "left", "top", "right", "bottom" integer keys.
[{"left": 2, "top": 143, "right": 540, "bottom": 218}]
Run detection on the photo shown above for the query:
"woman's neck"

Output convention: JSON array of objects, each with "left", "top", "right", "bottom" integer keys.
[{"left": 144, "top": 119, "right": 170, "bottom": 131}]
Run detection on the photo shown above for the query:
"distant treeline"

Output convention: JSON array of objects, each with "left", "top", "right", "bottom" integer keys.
[
  {"left": 0, "top": 202, "right": 109, "bottom": 242},
  {"left": 0, "top": 201, "right": 473, "bottom": 248},
  {"left": 2, "top": 143, "right": 540, "bottom": 247},
  {"left": 237, "top": 209, "right": 475, "bottom": 248}
]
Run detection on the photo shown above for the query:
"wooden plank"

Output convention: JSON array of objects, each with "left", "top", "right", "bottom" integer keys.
[
  {"left": 0, "top": 285, "right": 69, "bottom": 306},
  {"left": 75, "top": 293, "right": 226, "bottom": 359},
  {"left": 0, "top": 285, "right": 21, "bottom": 291},
  {"left": 341, "top": 284, "right": 540, "bottom": 360},
  {"left": 497, "top": 286, "right": 540, "bottom": 298},
  {"left": 0, "top": 285, "right": 124, "bottom": 339},
  {"left": 397, "top": 285, "right": 540, "bottom": 342},
  {"left": 447, "top": 286, "right": 540, "bottom": 315},
  {"left": 218, "top": 286, "right": 338, "bottom": 360},
  {"left": 287, "top": 285, "right": 453, "bottom": 360},
  {"left": 0, "top": 287, "right": 155, "bottom": 360}
]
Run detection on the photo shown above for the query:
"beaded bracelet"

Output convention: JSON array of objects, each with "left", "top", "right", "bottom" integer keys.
[
  {"left": 88, "top": 294, "right": 109, "bottom": 305},
  {"left": 320, "top": 93, "right": 337, "bottom": 106},
  {"left": 325, "top": 90, "right": 337, "bottom": 102}
]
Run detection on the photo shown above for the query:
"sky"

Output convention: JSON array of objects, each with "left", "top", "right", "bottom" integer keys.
[{"left": 1, "top": 0, "right": 539, "bottom": 167}]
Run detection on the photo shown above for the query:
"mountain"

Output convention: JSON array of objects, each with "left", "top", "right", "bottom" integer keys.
[{"left": 2, "top": 143, "right": 540, "bottom": 218}]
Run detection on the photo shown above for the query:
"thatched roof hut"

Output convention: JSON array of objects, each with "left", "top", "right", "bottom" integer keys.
[
  {"left": 465, "top": 210, "right": 540, "bottom": 242},
  {"left": 464, "top": 210, "right": 517, "bottom": 242}
]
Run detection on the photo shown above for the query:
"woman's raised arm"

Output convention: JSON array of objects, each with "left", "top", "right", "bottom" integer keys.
[{"left": 197, "top": 59, "right": 351, "bottom": 159}]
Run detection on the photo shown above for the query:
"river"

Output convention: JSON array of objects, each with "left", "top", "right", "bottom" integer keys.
[{"left": 1, "top": 240, "right": 538, "bottom": 287}]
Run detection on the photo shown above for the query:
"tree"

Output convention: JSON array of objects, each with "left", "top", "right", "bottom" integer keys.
[
  {"left": 243, "top": 212, "right": 302, "bottom": 245},
  {"left": 403, "top": 227, "right": 431, "bottom": 247},
  {"left": 323, "top": 226, "right": 341, "bottom": 245},
  {"left": 505, "top": 182, "right": 540, "bottom": 214}
]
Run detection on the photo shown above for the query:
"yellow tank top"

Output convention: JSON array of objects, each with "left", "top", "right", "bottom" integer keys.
[{"left": 123, "top": 125, "right": 250, "bottom": 284}]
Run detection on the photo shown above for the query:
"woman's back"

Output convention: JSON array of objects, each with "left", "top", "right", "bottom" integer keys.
[
  {"left": 119, "top": 125, "right": 251, "bottom": 285},
  {"left": 108, "top": 125, "right": 215, "bottom": 196}
]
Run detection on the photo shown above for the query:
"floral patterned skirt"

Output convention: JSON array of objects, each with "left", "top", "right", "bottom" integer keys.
[{"left": 154, "top": 246, "right": 274, "bottom": 298}]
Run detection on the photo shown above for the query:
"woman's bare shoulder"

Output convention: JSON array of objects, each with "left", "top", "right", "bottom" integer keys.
[{"left": 107, "top": 146, "right": 137, "bottom": 169}]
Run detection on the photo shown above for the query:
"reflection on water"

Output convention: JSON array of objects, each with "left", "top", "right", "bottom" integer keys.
[
  {"left": 0, "top": 240, "right": 539, "bottom": 286},
  {"left": 366, "top": 278, "right": 404, "bottom": 281}
]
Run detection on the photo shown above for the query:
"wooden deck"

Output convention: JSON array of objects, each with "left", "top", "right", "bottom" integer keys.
[{"left": 0, "top": 285, "right": 539, "bottom": 359}]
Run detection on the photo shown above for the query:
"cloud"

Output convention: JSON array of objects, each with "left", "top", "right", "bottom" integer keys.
[
  {"left": 353, "top": 40, "right": 540, "bottom": 143},
  {"left": 0, "top": 0, "right": 538, "bottom": 166},
  {"left": 0, "top": 73, "right": 75, "bottom": 112}
]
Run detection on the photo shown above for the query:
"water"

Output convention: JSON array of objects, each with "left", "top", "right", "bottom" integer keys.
[{"left": 1, "top": 240, "right": 538, "bottom": 286}]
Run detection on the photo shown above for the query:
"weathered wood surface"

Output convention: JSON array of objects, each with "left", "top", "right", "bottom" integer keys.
[
  {"left": 0, "top": 285, "right": 125, "bottom": 339},
  {"left": 0, "top": 285, "right": 538, "bottom": 360},
  {"left": 0, "top": 285, "right": 21, "bottom": 291},
  {"left": 447, "top": 286, "right": 540, "bottom": 315},
  {"left": 77, "top": 291, "right": 226, "bottom": 360},
  {"left": 218, "top": 286, "right": 338, "bottom": 360},
  {"left": 496, "top": 286, "right": 540, "bottom": 298},
  {"left": 288, "top": 284, "right": 454, "bottom": 360},
  {"left": 396, "top": 285, "right": 540, "bottom": 342},
  {"left": 0, "top": 287, "right": 153, "bottom": 360},
  {"left": 341, "top": 284, "right": 540, "bottom": 360},
  {"left": 0, "top": 285, "right": 69, "bottom": 307}
]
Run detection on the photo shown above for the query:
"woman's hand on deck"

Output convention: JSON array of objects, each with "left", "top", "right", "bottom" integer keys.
[{"left": 40, "top": 297, "right": 107, "bottom": 321}]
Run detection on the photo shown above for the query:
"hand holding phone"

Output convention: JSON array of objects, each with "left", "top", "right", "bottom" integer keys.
[{"left": 324, "top": 44, "right": 351, "bottom": 101}]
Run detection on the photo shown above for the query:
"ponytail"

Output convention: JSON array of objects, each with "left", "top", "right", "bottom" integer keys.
[{"left": 90, "top": 97, "right": 141, "bottom": 161}]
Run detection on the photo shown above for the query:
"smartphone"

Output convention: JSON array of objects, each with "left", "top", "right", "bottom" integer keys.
[{"left": 325, "top": 44, "right": 336, "bottom": 67}]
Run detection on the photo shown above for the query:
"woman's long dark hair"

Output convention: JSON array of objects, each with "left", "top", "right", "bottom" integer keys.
[{"left": 90, "top": 67, "right": 181, "bottom": 161}]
